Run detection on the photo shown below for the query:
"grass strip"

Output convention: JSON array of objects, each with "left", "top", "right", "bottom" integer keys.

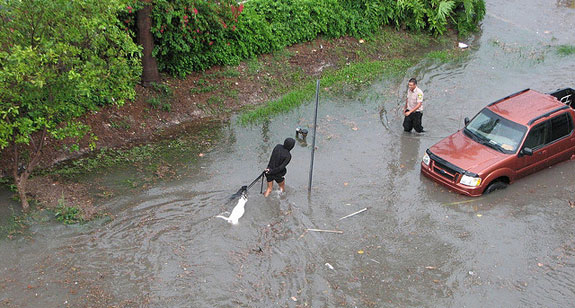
[
  {"left": 238, "top": 58, "right": 414, "bottom": 124},
  {"left": 557, "top": 45, "right": 575, "bottom": 56}
]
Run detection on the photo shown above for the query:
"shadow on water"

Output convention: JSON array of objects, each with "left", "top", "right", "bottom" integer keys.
[{"left": 2, "top": 0, "right": 575, "bottom": 306}]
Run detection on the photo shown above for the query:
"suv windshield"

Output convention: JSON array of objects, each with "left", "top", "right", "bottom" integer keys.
[{"left": 464, "top": 108, "right": 527, "bottom": 154}]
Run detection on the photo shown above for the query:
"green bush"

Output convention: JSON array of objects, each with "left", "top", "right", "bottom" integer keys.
[
  {"left": 146, "top": 82, "right": 173, "bottom": 111},
  {"left": 55, "top": 204, "right": 84, "bottom": 224},
  {"left": 136, "top": 0, "right": 485, "bottom": 77}
]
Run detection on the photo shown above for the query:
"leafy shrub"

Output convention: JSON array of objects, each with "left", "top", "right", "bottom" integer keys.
[
  {"left": 146, "top": 82, "right": 173, "bottom": 111},
  {"left": 55, "top": 202, "right": 84, "bottom": 224},
  {"left": 127, "top": 0, "right": 484, "bottom": 77},
  {"left": 151, "top": 82, "right": 174, "bottom": 97}
]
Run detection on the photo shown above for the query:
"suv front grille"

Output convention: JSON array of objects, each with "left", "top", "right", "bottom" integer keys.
[
  {"left": 434, "top": 160, "right": 457, "bottom": 175},
  {"left": 426, "top": 150, "right": 474, "bottom": 184},
  {"left": 431, "top": 159, "right": 460, "bottom": 182},
  {"left": 433, "top": 166, "right": 455, "bottom": 181}
]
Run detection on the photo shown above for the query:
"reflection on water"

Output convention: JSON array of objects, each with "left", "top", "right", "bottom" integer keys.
[
  {"left": 399, "top": 133, "right": 422, "bottom": 171},
  {"left": 1, "top": 0, "right": 575, "bottom": 306}
]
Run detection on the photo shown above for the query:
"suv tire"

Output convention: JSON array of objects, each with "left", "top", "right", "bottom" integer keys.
[{"left": 484, "top": 180, "right": 508, "bottom": 194}]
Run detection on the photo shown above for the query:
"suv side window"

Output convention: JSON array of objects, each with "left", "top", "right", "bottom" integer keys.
[
  {"left": 524, "top": 122, "right": 547, "bottom": 150},
  {"left": 549, "top": 113, "right": 573, "bottom": 143}
]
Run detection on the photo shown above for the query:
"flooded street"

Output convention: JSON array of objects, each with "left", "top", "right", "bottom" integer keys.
[{"left": 2, "top": 0, "right": 575, "bottom": 306}]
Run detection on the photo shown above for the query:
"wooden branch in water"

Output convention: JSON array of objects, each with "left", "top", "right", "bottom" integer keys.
[
  {"left": 338, "top": 208, "right": 368, "bottom": 221},
  {"left": 306, "top": 228, "right": 343, "bottom": 234}
]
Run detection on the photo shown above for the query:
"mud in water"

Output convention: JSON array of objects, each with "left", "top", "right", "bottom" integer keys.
[{"left": 1, "top": 0, "right": 575, "bottom": 307}]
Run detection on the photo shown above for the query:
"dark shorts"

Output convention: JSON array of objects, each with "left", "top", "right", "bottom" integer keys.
[{"left": 265, "top": 173, "right": 285, "bottom": 183}]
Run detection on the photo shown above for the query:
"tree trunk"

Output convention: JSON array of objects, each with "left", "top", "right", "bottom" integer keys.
[
  {"left": 137, "top": 0, "right": 161, "bottom": 87},
  {"left": 11, "top": 127, "right": 47, "bottom": 212},
  {"left": 16, "top": 176, "right": 29, "bottom": 211}
]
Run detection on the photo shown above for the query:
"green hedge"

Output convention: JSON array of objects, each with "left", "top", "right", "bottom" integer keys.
[{"left": 145, "top": 0, "right": 485, "bottom": 77}]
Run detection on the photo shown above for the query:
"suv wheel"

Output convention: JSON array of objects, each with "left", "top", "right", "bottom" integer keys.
[{"left": 484, "top": 181, "right": 508, "bottom": 194}]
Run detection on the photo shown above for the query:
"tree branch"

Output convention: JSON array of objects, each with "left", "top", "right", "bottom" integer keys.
[
  {"left": 26, "top": 125, "right": 47, "bottom": 175},
  {"left": 12, "top": 134, "right": 18, "bottom": 180},
  {"left": 30, "top": 132, "right": 38, "bottom": 152}
]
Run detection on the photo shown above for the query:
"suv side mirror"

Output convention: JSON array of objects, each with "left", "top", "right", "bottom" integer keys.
[
  {"left": 464, "top": 117, "right": 470, "bottom": 126},
  {"left": 520, "top": 147, "right": 534, "bottom": 156}
]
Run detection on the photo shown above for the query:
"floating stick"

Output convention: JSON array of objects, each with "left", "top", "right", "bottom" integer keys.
[
  {"left": 338, "top": 208, "right": 368, "bottom": 221},
  {"left": 306, "top": 228, "right": 343, "bottom": 234}
]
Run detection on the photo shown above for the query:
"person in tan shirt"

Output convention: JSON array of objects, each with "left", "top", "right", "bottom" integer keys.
[{"left": 403, "top": 78, "right": 425, "bottom": 133}]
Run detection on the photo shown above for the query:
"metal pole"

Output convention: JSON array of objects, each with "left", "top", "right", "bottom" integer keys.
[{"left": 308, "top": 80, "right": 320, "bottom": 192}]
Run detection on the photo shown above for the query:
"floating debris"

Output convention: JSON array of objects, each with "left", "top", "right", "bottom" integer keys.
[
  {"left": 338, "top": 208, "right": 368, "bottom": 221},
  {"left": 307, "top": 228, "right": 343, "bottom": 234}
]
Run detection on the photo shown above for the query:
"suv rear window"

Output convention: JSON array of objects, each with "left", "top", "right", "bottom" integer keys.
[{"left": 524, "top": 113, "right": 573, "bottom": 149}]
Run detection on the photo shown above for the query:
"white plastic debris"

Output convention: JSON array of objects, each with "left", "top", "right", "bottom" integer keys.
[{"left": 458, "top": 42, "right": 469, "bottom": 49}]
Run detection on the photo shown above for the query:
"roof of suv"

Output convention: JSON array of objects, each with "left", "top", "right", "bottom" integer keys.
[{"left": 487, "top": 89, "right": 565, "bottom": 126}]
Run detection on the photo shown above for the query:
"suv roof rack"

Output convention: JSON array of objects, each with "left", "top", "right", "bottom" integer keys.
[
  {"left": 527, "top": 105, "right": 570, "bottom": 125},
  {"left": 487, "top": 88, "right": 530, "bottom": 107}
]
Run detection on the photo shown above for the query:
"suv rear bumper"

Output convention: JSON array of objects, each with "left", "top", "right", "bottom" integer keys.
[{"left": 420, "top": 162, "right": 483, "bottom": 197}]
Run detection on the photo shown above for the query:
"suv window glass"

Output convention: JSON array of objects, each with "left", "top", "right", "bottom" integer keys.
[
  {"left": 465, "top": 108, "right": 527, "bottom": 153},
  {"left": 549, "top": 113, "right": 572, "bottom": 142},
  {"left": 524, "top": 123, "right": 547, "bottom": 149}
]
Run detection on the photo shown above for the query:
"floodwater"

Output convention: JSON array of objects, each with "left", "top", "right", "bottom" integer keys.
[{"left": 2, "top": 0, "right": 575, "bottom": 307}]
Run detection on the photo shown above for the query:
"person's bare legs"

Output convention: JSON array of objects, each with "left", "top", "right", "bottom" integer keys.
[
  {"left": 264, "top": 181, "right": 273, "bottom": 197},
  {"left": 278, "top": 180, "right": 285, "bottom": 193}
]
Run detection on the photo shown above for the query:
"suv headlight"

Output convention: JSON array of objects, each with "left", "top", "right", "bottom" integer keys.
[
  {"left": 460, "top": 174, "right": 482, "bottom": 187},
  {"left": 422, "top": 153, "right": 430, "bottom": 166}
]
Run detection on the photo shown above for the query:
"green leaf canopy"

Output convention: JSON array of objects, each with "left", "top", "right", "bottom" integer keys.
[{"left": 0, "top": 0, "right": 142, "bottom": 150}]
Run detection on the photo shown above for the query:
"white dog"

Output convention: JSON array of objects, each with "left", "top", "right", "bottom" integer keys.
[{"left": 216, "top": 191, "right": 248, "bottom": 225}]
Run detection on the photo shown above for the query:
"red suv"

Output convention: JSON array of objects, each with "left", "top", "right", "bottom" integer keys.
[{"left": 421, "top": 88, "right": 575, "bottom": 196}]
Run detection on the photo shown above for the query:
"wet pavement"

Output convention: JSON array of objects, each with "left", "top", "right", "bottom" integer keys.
[{"left": 1, "top": 0, "right": 575, "bottom": 307}]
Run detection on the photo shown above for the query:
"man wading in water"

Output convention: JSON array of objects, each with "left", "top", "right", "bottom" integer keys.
[
  {"left": 264, "top": 138, "right": 295, "bottom": 197},
  {"left": 403, "top": 78, "right": 425, "bottom": 133}
]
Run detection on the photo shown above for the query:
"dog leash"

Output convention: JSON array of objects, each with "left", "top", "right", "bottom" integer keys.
[
  {"left": 246, "top": 171, "right": 266, "bottom": 193},
  {"left": 230, "top": 171, "right": 266, "bottom": 200}
]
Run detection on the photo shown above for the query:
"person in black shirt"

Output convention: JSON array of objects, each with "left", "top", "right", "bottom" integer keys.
[{"left": 264, "top": 138, "right": 295, "bottom": 197}]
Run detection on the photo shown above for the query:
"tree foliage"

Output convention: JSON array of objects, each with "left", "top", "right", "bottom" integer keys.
[
  {"left": 0, "top": 0, "right": 142, "bottom": 209},
  {"left": 123, "top": 0, "right": 485, "bottom": 77}
]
